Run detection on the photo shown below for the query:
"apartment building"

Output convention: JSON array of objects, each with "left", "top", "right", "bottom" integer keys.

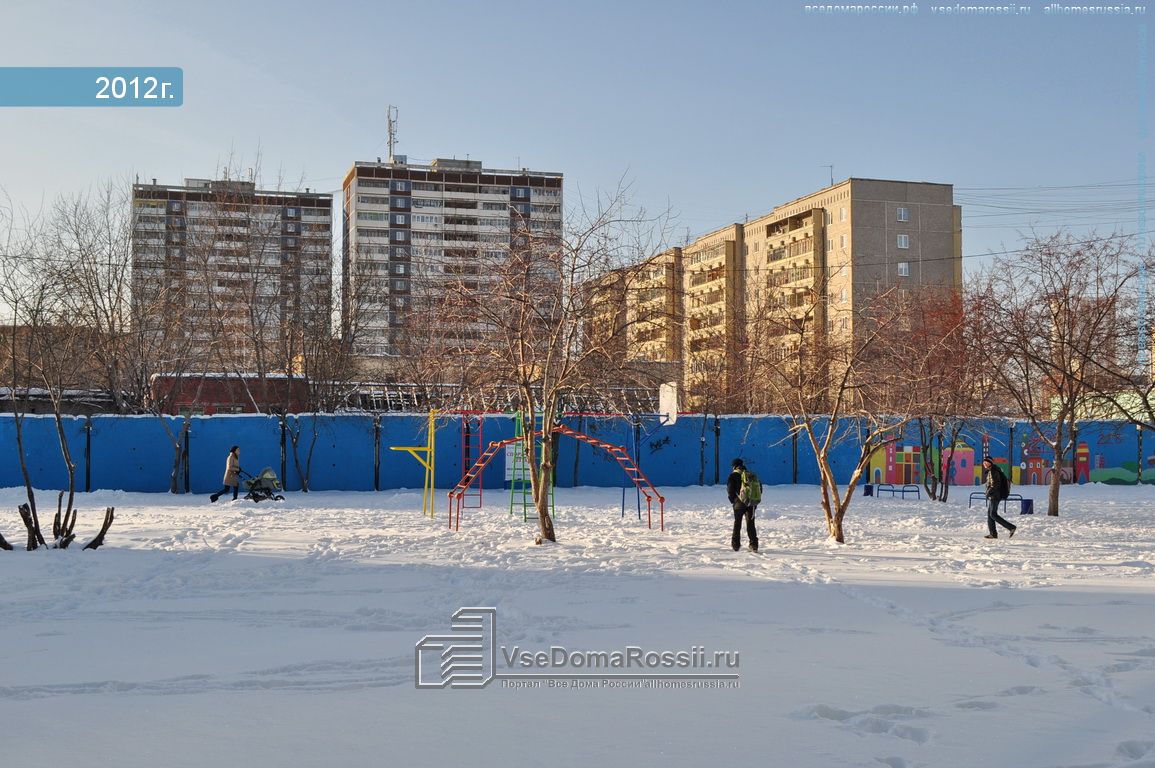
[
  {"left": 627, "top": 247, "right": 684, "bottom": 368},
  {"left": 671, "top": 178, "right": 962, "bottom": 409},
  {"left": 341, "top": 157, "right": 563, "bottom": 361},
  {"left": 682, "top": 224, "right": 744, "bottom": 408},
  {"left": 584, "top": 248, "right": 684, "bottom": 390},
  {"left": 131, "top": 178, "right": 333, "bottom": 369}
]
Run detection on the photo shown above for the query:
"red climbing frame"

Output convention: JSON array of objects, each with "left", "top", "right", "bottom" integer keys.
[
  {"left": 458, "top": 411, "right": 485, "bottom": 509},
  {"left": 447, "top": 425, "right": 666, "bottom": 532}
]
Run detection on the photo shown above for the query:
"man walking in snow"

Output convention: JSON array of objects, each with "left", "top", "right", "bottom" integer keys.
[
  {"left": 982, "top": 456, "right": 1017, "bottom": 539},
  {"left": 727, "top": 458, "right": 759, "bottom": 552}
]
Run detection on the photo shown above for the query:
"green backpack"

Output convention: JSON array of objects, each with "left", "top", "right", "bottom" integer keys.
[{"left": 739, "top": 469, "right": 762, "bottom": 505}]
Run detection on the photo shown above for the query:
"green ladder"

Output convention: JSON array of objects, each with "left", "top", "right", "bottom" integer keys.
[{"left": 508, "top": 412, "right": 554, "bottom": 522}]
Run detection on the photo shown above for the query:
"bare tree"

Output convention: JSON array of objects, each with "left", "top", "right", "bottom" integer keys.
[
  {"left": 0, "top": 255, "right": 52, "bottom": 542},
  {"left": 1063, "top": 245, "right": 1155, "bottom": 440},
  {"left": 438, "top": 187, "right": 671, "bottom": 542},
  {"left": 43, "top": 181, "right": 137, "bottom": 411},
  {"left": 751, "top": 285, "right": 938, "bottom": 543},
  {"left": 903, "top": 287, "right": 996, "bottom": 502},
  {"left": 970, "top": 232, "right": 1141, "bottom": 516},
  {"left": 0, "top": 192, "right": 117, "bottom": 546}
]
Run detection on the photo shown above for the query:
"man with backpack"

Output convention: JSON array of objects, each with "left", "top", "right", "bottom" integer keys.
[
  {"left": 982, "top": 456, "right": 1017, "bottom": 539},
  {"left": 727, "top": 458, "right": 761, "bottom": 552}
]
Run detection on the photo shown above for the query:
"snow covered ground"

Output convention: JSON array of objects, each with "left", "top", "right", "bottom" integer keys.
[{"left": 1, "top": 483, "right": 1153, "bottom": 768}]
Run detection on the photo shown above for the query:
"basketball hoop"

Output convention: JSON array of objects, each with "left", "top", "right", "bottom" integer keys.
[{"left": 658, "top": 382, "right": 678, "bottom": 426}]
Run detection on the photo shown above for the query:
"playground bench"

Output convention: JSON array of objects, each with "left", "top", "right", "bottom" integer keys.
[
  {"left": 968, "top": 492, "right": 1033, "bottom": 514},
  {"left": 873, "top": 483, "right": 921, "bottom": 499}
]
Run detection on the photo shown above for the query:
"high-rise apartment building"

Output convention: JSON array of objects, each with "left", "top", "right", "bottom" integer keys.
[
  {"left": 341, "top": 157, "right": 563, "bottom": 360},
  {"left": 627, "top": 247, "right": 684, "bottom": 369},
  {"left": 682, "top": 224, "right": 744, "bottom": 406},
  {"left": 673, "top": 178, "right": 962, "bottom": 409},
  {"left": 742, "top": 178, "right": 960, "bottom": 352},
  {"left": 582, "top": 247, "right": 684, "bottom": 391},
  {"left": 131, "top": 178, "right": 333, "bottom": 369}
]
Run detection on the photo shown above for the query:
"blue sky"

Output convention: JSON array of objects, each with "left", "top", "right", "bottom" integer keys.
[{"left": 0, "top": 0, "right": 1150, "bottom": 266}]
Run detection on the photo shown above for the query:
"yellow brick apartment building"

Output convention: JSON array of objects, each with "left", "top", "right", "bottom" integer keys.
[{"left": 605, "top": 178, "right": 963, "bottom": 411}]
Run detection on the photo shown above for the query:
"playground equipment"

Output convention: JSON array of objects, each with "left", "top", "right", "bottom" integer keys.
[
  {"left": 508, "top": 411, "right": 555, "bottom": 522},
  {"left": 390, "top": 410, "right": 437, "bottom": 519},
  {"left": 459, "top": 411, "right": 485, "bottom": 511},
  {"left": 447, "top": 423, "right": 665, "bottom": 532}
]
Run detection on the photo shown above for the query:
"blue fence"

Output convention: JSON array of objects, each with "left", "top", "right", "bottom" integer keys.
[{"left": 1, "top": 413, "right": 1151, "bottom": 493}]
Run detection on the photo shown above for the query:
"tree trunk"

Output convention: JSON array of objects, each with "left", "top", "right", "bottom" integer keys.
[
  {"left": 170, "top": 439, "right": 183, "bottom": 494},
  {"left": 286, "top": 416, "right": 318, "bottom": 493},
  {"left": 818, "top": 471, "right": 847, "bottom": 544},
  {"left": 536, "top": 475, "right": 556, "bottom": 543},
  {"left": 827, "top": 508, "right": 845, "bottom": 544},
  {"left": 535, "top": 447, "right": 557, "bottom": 543},
  {"left": 939, "top": 438, "right": 955, "bottom": 504},
  {"left": 18, "top": 504, "right": 42, "bottom": 551},
  {"left": 12, "top": 413, "right": 32, "bottom": 512},
  {"left": 165, "top": 418, "right": 189, "bottom": 494},
  {"left": 51, "top": 409, "right": 77, "bottom": 519},
  {"left": 83, "top": 507, "right": 115, "bottom": 550},
  {"left": 1047, "top": 464, "right": 1061, "bottom": 516}
]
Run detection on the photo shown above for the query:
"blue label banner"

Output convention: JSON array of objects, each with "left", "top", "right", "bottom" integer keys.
[{"left": 0, "top": 67, "right": 183, "bottom": 106}]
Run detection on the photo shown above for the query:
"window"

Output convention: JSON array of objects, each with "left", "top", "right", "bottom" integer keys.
[
  {"left": 897, "top": 261, "right": 910, "bottom": 277},
  {"left": 391, "top": 180, "right": 410, "bottom": 193},
  {"left": 390, "top": 262, "right": 407, "bottom": 275},
  {"left": 827, "top": 238, "right": 833, "bottom": 251},
  {"left": 839, "top": 234, "right": 847, "bottom": 249},
  {"left": 897, "top": 206, "right": 909, "bottom": 222},
  {"left": 897, "top": 234, "right": 910, "bottom": 249},
  {"left": 839, "top": 207, "right": 846, "bottom": 222},
  {"left": 839, "top": 287, "right": 847, "bottom": 303},
  {"left": 392, "top": 213, "right": 408, "bottom": 225},
  {"left": 824, "top": 210, "right": 832, "bottom": 225}
]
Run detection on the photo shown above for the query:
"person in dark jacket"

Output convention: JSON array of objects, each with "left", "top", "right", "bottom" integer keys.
[
  {"left": 727, "top": 458, "right": 759, "bottom": 552},
  {"left": 210, "top": 445, "right": 242, "bottom": 502},
  {"left": 982, "top": 456, "right": 1016, "bottom": 539}
]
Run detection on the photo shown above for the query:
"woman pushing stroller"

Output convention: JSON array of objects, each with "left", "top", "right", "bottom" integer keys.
[{"left": 210, "top": 445, "right": 242, "bottom": 502}]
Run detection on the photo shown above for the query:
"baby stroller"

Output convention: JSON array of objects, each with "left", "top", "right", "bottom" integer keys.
[{"left": 242, "top": 467, "right": 285, "bottom": 502}]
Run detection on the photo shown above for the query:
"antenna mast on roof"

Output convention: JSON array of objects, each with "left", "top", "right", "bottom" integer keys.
[
  {"left": 822, "top": 165, "right": 834, "bottom": 187},
  {"left": 386, "top": 105, "right": 399, "bottom": 162}
]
